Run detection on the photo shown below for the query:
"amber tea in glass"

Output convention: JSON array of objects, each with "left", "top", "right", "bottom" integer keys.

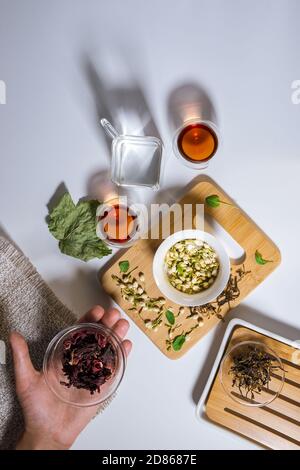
[
  {"left": 96, "top": 197, "right": 141, "bottom": 248},
  {"left": 173, "top": 119, "right": 219, "bottom": 169},
  {"left": 99, "top": 203, "right": 138, "bottom": 244}
]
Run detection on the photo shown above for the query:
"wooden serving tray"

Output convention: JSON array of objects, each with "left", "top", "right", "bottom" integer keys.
[
  {"left": 205, "top": 324, "right": 300, "bottom": 450},
  {"left": 101, "top": 178, "right": 281, "bottom": 358}
]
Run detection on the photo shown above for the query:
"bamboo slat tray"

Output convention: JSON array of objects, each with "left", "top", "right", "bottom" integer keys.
[
  {"left": 197, "top": 319, "right": 300, "bottom": 450},
  {"left": 101, "top": 178, "right": 281, "bottom": 359}
]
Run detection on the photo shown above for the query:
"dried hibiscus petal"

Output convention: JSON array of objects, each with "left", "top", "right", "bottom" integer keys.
[{"left": 60, "top": 329, "right": 116, "bottom": 394}]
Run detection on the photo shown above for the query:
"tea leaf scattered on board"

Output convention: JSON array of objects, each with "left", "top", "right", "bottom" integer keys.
[
  {"left": 255, "top": 250, "right": 273, "bottom": 265},
  {"left": 165, "top": 309, "right": 175, "bottom": 325},
  {"left": 172, "top": 334, "right": 186, "bottom": 351},
  {"left": 119, "top": 260, "right": 130, "bottom": 273}
]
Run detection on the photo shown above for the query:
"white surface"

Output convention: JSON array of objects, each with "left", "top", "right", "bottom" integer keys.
[
  {"left": 1, "top": 0, "right": 300, "bottom": 450},
  {"left": 153, "top": 230, "right": 230, "bottom": 306}
]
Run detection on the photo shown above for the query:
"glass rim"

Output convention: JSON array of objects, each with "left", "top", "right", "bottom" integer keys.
[
  {"left": 96, "top": 197, "right": 143, "bottom": 248},
  {"left": 43, "top": 322, "right": 127, "bottom": 407},
  {"left": 172, "top": 118, "right": 220, "bottom": 169}
]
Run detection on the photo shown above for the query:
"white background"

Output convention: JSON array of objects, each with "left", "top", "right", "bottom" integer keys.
[{"left": 1, "top": 0, "right": 300, "bottom": 450}]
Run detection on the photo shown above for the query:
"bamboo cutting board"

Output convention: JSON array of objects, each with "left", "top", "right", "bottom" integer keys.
[
  {"left": 101, "top": 178, "right": 281, "bottom": 358},
  {"left": 205, "top": 326, "right": 300, "bottom": 450}
]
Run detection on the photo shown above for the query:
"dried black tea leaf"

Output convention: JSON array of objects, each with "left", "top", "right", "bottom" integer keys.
[{"left": 229, "top": 345, "right": 281, "bottom": 399}]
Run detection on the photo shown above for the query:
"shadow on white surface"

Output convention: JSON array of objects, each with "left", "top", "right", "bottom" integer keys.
[
  {"left": 167, "top": 81, "right": 218, "bottom": 137},
  {"left": 82, "top": 55, "right": 161, "bottom": 141},
  {"left": 47, "top": 268, "right": 114, "bottom": 315},
  {"left": 46, "top": 181, "right": 68, "bottom": 218}
]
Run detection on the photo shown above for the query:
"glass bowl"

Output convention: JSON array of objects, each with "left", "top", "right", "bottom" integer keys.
[
  {"left": 43, "top": 323, "right": 126, "bottom": 407},
  {"left": 220, "top": 340, "right": 285, "bottom": 407}
]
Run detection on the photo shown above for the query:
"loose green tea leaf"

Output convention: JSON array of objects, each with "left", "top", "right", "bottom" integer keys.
[
  {"left": 205, "top": 194, "right": 233, "bottom": 208},
  {"left": 172, "top": 334, "right": 186, "bottom": 351},
  {"left": 119, "top": 260, "right": 130, "bottom": 273},
  {"left": 255, "top": 250, "right": 273, "bottom": 265},
  {"left": 165, "top": 309, "right": 175, "bottom": 325},
  {"left": 177, "top": 263, "right": 184, "bottom": 276},
  {"left": 48, "top": 192, "right": 111, "bottom": 262}
]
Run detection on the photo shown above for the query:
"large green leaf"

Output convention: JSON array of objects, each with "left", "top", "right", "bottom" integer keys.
[{"left": 48, "top": 192, "right": 111, "bottom": 261}]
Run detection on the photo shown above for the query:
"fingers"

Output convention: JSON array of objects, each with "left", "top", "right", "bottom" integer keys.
[
  {"left": 122, "top": 339, "right": 132, "bottom": 357},
  {"left": 80, "top": 306, "right": 132, "bottom": 356},
  {"left": 102, "top": 309, "right": 130, "bottom": 341},
  {"left": 10, "top": 332, "right": 39, "bottom": 394},
  {"left": 79, "top": 306, "right": 122, "bottom": 327},
  {"left": 112, "top": 318, "right": 129, "bottom": 338},
  {"left": 108, "top": 314, "right": 132, "bottom": 357},
  {"left": 101, "top": 307, "right": 121, "bottom": 328},
  {"left": 78, "top": 305, "right": 105, "bottom": 323}
]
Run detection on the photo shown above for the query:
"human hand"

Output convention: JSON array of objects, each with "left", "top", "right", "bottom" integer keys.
[{"left": 11, "top": 306, "right": 132, "bottom": 450}]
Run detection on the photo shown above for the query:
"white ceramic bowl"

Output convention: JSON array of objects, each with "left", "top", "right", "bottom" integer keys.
[{"left": 153, "top": 229, "right": 230, "bottom": 306}]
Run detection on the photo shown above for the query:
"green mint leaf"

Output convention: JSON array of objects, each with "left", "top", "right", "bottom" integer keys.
[
  {"left": 255, "top": 250, "right": 273, "bottom": 265},
  {"left": 205, "top": 194, "right": 233, "bottom": 208},
  {"left": 47, "top": 192, "right": 111, "bottom": 262},
  {"left": 119, "top": 260, "right": 130, "bottom": 273},
  {"left": 172, "top": 334, "right": 186, "bottom": 351},
  {"left": 165, "top": 309, "right": 175, "bottom": 325},
  {"left": 205, "top": 194, "right": 221, "bottom": 208}
]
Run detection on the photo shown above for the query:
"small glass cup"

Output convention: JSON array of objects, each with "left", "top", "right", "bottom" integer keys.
[
  {"left": 173, "top": 118, "right": 219, "bottom": 170},
  {"left": 220, "top": 340, "right": 285, "bottom": 407},
  {"left": 43, "top": 323, "right": 126, "bottom": 407},
  {"left": 96, "top": 196, "right": 145, "bottom": 249}
]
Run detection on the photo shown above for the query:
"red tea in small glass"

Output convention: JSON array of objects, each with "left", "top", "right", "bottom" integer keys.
[
  {"left": 99, "top": 203, "right": 138, "bottom": 244},
  {"left": 177, "top": 122, "right": 218, "bottom": 163}
]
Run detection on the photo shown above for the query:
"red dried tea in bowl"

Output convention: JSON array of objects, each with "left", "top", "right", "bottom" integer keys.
[{"left": 60, "top": 329, "right": 116, "bottom": 394}]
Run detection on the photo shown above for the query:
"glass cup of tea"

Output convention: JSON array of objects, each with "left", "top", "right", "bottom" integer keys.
[
  {"left": 96, "top": 196, "right": 144, "bottom": 249},
  {"left": 173, "top": 118, "right": 219, "bottom": 169}
]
